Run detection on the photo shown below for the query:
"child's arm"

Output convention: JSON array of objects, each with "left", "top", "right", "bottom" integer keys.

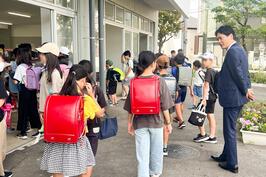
[
  {"left": 128, "top": 113, "right": 134, "bottom": 136},
  {"left": 202, "top": 81, "right": 209, "bottom": 106},
  {"left": 163, "top": 110, "right": 172, "bottom": 134}
]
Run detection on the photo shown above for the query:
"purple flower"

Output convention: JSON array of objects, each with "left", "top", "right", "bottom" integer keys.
[{"left": 245, "top": 120, "right": 252, "bottom": 125}]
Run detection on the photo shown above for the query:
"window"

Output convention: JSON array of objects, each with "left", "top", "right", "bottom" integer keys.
[
  {"left": 105, "top": 2, "right": 115, "bottom": 20},
  {"left": 141, "top": 18, "right": 149, "bottom": 32},
  {"left": 150, "top": 21, "right": 154, "bottom": 33},
  {"left": 115, "top": 6, "right": 124, "bottom": 23},
  {"left": 124, "top": 10, "right": 132, "bottom": 27},
  {"left": 56, "top": 0, "right": 75, "bottom": 9},
  {"left": 125, "top": 31, "right": 132, "bottom": 51},
  {"left": 56, "top": 14, "right": 74, "bottom": 62},
  {"left": 132, "top": 14, "right": 139, "bottom": 29},
  {"left": 133, "top": 33, "right": 139, "bottom": 58},
  {"left": 149, "top": 36, "right": 154, "bottom": 51},
  {"left": 43, "top": 0, "right": 54, "bottom": 3}
]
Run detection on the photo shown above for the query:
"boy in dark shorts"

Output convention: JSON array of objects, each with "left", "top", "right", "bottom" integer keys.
[
  {"left": 194, "top": 52, "right": 218, "bottom": 144},
  {"left": 106, "top": 59, "right": 118, "bottom": 106}
]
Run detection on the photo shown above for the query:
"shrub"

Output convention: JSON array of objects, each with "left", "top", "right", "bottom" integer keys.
[{"left": 250, "top": 72, "right": 266, "bottom": 84}]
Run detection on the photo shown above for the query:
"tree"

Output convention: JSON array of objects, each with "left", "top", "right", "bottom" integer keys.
[
  {"left": 158, "top": 10, "right": 181, "bottom": 53},
  {"left": 212, "top": 0, "right": 266, "bottom": 51}
]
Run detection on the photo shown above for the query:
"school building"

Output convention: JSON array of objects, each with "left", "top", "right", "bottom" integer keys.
[{"left": 0, "top": 0, "right": 188, "bottom": 86}]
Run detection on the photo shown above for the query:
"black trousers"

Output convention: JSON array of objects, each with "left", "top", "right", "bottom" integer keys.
[{"left": 17, "top": 85, "right": 41, "bottom": 134}]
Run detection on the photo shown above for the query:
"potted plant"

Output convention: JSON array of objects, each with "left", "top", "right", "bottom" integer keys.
[{"left": 239, "top": 102, "right": 266, "bottom": 146}]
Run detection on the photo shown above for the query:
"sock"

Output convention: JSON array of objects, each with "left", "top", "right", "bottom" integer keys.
[
  {"left": 163, "top": 144, "right": 168, "bottom": 149},
  {"left": 39, "top": 125, "right": 44, "bottom": 133}
]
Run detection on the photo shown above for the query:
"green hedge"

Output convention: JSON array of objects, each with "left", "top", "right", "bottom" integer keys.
[{"left": 250, "top": 72, "right": 266, "bottom": 84}]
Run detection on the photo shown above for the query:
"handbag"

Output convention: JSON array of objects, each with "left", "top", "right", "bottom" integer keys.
[
  {"left": 188, "top": 103, "right": 207, "bottom": 127},
  {"left": 99, "top": 115, "right": 118, "bottom": 140}
]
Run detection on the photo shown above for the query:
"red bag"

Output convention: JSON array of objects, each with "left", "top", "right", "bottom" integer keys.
[
  {"left": 44, "top": 95, "right": 84, "bottom": 144},
  {"left": 130, "top": 75, "right": 160, "bottom": 115}
]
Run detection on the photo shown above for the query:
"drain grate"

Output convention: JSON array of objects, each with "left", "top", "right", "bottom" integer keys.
[{"left": 167, "top": 144, "right": 200, "bottom": 160}]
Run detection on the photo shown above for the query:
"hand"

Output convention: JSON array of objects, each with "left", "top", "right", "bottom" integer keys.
[
  {"left": 165, "top": 124, "right": 172, "bottom": 134},
  {"left": 190, "top": 92, "right": 194, "bottom": 97},
  {"left": 201, "top": 99, "right": 207, "bottom": 107},
  {"left": 86, "top": 83, "right": 94, "bottom": 97},
  {"left": 128, "top": 122, "right": 135, "bottom": 136},
  {"left": 39, "top": 112, "right": 44, "bottom": 122},
  {"left": 246, "top": 89, "right": 255, "bottom": 101}
]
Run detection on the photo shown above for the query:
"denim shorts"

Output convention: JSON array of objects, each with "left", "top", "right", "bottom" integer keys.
[
  {"left": 193, "top": 85, "right": 203, "bottom": 98},
  {"left": 175, "top": 86, "right": 187, "bottom": 104}
]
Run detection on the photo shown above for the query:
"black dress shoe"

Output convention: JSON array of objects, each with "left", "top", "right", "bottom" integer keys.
[
  {"left": 211, "top": 155, "right": 226, "bottom": 162},
  {"left": 219, "top": 162, "right": 238, "bottom": 174}
]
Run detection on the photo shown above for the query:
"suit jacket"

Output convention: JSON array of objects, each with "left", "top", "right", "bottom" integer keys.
[{"left": 218, "top": 43, "right": 251, "bottom": 108}]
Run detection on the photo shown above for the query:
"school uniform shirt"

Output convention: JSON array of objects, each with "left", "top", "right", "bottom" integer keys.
[
  {"left": 193, "top": 68, "right": 205, "bottom": 87},
  {"left": 13, "top": 63, "right": 28, "bottom": 84},
  {"left": 205, "top": 68, "right": 217, "bottom": 101},
  {"left": 84, "top": 95, "right": 100, "bottom": 121},
  {"left": 0, "top": 79, "right": 8, "bottom": 123},
  {"left": 39, "top": 69, "right": 63, "bottom": 112},
  {"left": 123, "top": 76, "right": 174, "bottom": 130}
]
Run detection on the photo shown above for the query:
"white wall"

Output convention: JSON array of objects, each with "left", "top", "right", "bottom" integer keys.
[{"left": 106, "top": 24, "right": 123, "bottom": 69}]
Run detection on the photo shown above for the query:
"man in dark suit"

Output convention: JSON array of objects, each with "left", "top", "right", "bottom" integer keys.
[{"left": 211, "top": 25, "right": 255, "bottom": 173}]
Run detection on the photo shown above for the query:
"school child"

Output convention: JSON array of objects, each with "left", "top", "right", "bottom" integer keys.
[
  {"left": 193, "top": 52, "right": 218, "bottom": 143},
  {"left": 58, "top": 46, "right": 71, "bottom": 82},
  {"left": 172, "top": 55, "right": 190, "bottom": 129},
  {"left": 36, "top": 43, "right": 64, "bottom": 137},
  {"left": 79, "top": 59, "right": 107, "bottom": 156},
  {"left": 13, "top": 47, "right": 41, "bottom": 139},
  {"left": 124, "top": 51, "right": 173, "bottom": 177},
  {"left": 121, "top": 50, "right": 135, "bottom": 99},
  {"left": 192, "top": 60, "right": 205, "bottom": 108},
  {"left": 106, "top": 60, "right": 119, "bottom": 106},
  {"left": 0, "top": 54, "right": 13, "bottom": 177},
  {"left": 41, "top": 64, "right": 102, "bottom": 177},
  {"left": 156, "top": 54, "right": 177, "bottom": 156}
]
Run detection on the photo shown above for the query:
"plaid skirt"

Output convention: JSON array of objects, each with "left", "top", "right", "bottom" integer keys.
[{"left": 40, "top": 136, "right": 95, "bottom": 176}]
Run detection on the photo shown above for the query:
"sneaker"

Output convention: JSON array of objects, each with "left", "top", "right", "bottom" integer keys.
[
  {"left": 193, "top": 134, "right": 209, "bottom": 143},
  {"left": 178, "top": 121, "right": 186, "bottom": 129},
  {"left": 32, "top": 132, "right": 40, "bottom": 138},
  {"left": 17, "top": 134, "right": 28, "bottom": 140},
  {"left": 4, "top": 171, "right": 13, "bottom": 177},
  {"left": 26, "top": 128, "right": 32, "bottom": 133},
  {"left": 7, "top": 128, "right": 15, "bottom": 133},
  {"left": 204, "top": 137, "right": 218, "bottom": 144},
  {"left": 163, "top": 148, "right": 168, "bottom": 156},
  {"left": 173, "top": 117, "right": 179, "bottom": 123}
]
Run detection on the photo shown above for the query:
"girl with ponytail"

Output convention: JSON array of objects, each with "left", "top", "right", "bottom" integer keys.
[
  {"left": 41, "top": 64, "right": 104, "bottom": 177},
  {"left": 124, "top": 51, "right": 174, "bottom": 177}
]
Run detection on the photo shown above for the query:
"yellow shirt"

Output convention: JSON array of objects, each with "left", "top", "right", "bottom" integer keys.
[{"left": 84, "top": 95, "right": 100, "bottom": 121}]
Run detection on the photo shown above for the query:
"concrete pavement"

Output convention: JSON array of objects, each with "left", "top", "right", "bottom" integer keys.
[{"left": 3, "top": 86, "right": 266, "bottom": 177}]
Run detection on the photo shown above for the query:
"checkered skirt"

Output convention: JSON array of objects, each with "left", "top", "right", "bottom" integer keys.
[{"left": 40, "top": 136, "right": 95, "bottom": 176}]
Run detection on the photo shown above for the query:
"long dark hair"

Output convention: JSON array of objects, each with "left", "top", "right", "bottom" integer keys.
[
  {"left": 60, "top": 64, "right": 88, "bottom": 96},
  {"left": 16, "top": 47, "right": 32, "bottom": 66},
  {"left": 44, "top": 53, "right": 62, "bottom": 83},
  {"left": 136, "top": 51, "right": 156, "bottom": 76}
]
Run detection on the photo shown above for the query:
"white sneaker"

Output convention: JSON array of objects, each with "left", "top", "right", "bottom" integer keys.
[
  {"left": 151, "top": 175, "right": 160, "bottom": 177},
  {"left": 17, "top": 134, "right": 28, "bottom": 140}
]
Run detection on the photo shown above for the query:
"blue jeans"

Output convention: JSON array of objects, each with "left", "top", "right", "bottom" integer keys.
[{"left": 135, "top": 128, "right": 163, "bottom": 177}]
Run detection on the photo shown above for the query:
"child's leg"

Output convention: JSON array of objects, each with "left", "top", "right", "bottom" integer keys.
[
  {"left": 80, "top": 166, "right": 93, "bottom": 177},
  {"left": 198, "top": 126, "right": 206, "bottom": 136},
  {"left": 175, "top": 103, "right": 184, "bottom": 122},
  {"left": 207, "top": 113, "right": 216, "bottom": 138},
  {"left": 163, "top": 125, "right": 169, "bottom": 147}
]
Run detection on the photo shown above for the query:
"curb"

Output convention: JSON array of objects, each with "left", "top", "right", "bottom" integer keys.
[{"left": 252, "top": 83, "right": 266, "bottom": 88}]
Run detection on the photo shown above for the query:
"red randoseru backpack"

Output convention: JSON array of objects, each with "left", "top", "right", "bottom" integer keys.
[
  {"left": 44, "top": 95, "right": 84, "bottom": 144},
  {"left": 130, "top": 75, "right": 160, "bottom": 115}
]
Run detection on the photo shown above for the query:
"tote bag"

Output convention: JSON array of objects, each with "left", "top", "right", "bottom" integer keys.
[
  {"left": 99, "top": 115, "right": 118, "bottom": 140},
  {"left": 188, "top": 103, "right": 207, "bottom": 127}
]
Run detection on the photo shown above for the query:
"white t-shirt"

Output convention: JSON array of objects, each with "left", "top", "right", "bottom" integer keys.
[
  {"left": 193, "top": 68, "right": 205, "bottom": 87},
  {"left": 14, "top": 64, "right": 28, "bottom": 84},
  {"left": 124, "top": 59, "right": 135, "bottom": 79}
]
